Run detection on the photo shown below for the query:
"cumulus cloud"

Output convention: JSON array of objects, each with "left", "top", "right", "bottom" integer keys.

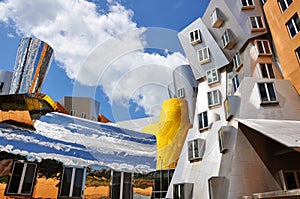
[{"left": 0, "top": 0, "right": 188, "bottom": 117}]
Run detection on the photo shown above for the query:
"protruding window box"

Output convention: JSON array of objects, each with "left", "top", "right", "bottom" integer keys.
[
  {"left": 198, "top": 111, "right": 209, "bottom": 131},
  {"left": 241, "top": 0, "right": 255, "bottom": 10},
  {"left": 208, "top": 176, "right": 227, "bottom": 199},
  {"left": 188, "top": 138, "right": 205, "bottom": 162},
  {"left": 257, "top": 82, "right": 279, "bottom": 105},
  {"left": 173, "top": 183, "right": 194, "bottom": 199},
  {"left": 222, "top": 29, "right": 236, "bottom": 50},
  {"left": 211, "top": 8, "right": 224, "bottom": 28},
  {"left": 198, "top": 47, "right": 210, "bottom": 65},
  {"left": 189, "top": 29, "right": 201, "bottom": 45},
  {"left": 206, "top": 68, "right": 220, "bottom": 86}
]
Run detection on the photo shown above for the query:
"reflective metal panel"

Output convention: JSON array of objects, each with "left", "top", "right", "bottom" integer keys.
[{"left": 9, "top": 37, "right": 54, "bottom": 94}]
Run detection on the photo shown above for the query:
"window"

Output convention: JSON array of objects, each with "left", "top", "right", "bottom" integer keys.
[
  {"left": 208, "top": 177, "right": 226, "bottom": 199},
  {"left": 173, "top": 183, "right": 193, "bottom": 199},
  {"left": 296, "top": 46, "right": 300, "bottom": 63},
  {"left": 206, "top": 68, "right": 219, "bottom": 85},
  {"left": 211, "top": 8, "right": 224, "bottom": 28},
  {"left": 258, "top": 82, "right": 278, "bottom": 103},
  {"left": 233, "top": 53, "right": 242, "bottom": 70},
  {"left": 250, "top": 16, "right": 265, "bottom": 32},
  {"left": 198, "top": 47, "right": 210, "bottom": 64},
  {"left": 81, "top": 112, "right": 86, "bottom": 119},
  {"left": 189, "top": 29, "right": 201, "bottom": 45},
  {"left": 193, "top": 87, "right": 198, "bottom": 97},
  {"left": 198, "top": 111, "right": 208, "bottom": 130},
  {"left": 6, "top": 162, "right": 37, "bottom": 196},
  {"left": 188, "top": 138, "right": 205, "bottom": 161},
  {"left": 241, "top": 0, "right": 255, "bottom": 9},
  {"left": 153, "top": 169, "right": 174, "bottom": 198},
  {"left": 278, "top": 0, "right": 293, "bottom": 12},
  {"left": 70, "top": 110, "right": 77, "bottom": 116},
  {"left": 59, "top": 167, "right": 85, "bottom": 198},
  {"left": 111, "top": 171, "right": 133, "bottom": 199},
  {"left": 218, "top": 128, "right": 227, "bottom": 153},
  {"left": 174, "top": 184, "right": 184, "bottom": 199},
  {"left": 0, "top": 82, "right": 4, "bottom": 90},
  {"left": 255, "top": 40, "right": 272, "bottom": 56},
  {"left": 207, "top": 90, "right": 221, "bottom": 107},
  {"left": 260, "top": 63, "right": 275, "bottom": 78},
  {"left": 221, "top": 29, "right": 235, "bottom": 50},
  {"left": 280, "top": 170, "right": 300, "bottom": 190},
  {"left": 286, "top": 14, "right": 300, "bottom": 38},
  {"left": 177, "top": 88, "right": 185, "bottom": 98},
  {"left": 232, "top": 75, "right": 239, "bottom": 92}
]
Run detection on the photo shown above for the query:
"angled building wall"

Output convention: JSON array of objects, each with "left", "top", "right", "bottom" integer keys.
[{"left": 0, "top": 70, "right": 12, "bottom": 95}]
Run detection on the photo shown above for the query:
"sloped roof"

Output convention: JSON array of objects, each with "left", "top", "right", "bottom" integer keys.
[{"left": 0, "top": 112, "right": 157, "bottom": 173}]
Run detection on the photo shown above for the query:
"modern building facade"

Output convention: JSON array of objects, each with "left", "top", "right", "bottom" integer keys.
[
  {"left": 9, "top": 37, "right": 54, "bottom": 94},
  {"left": 263, "top": 0, "right": 300, "bottom": 94},
  {"left": 60, "top": 96, "right": 100, "bottom": 121},
  {"left": 166, "top": 0, "right": 300, "bottom": 198},
  {"left": 0, "top": 70, "right": 12, "bottom": 95}
]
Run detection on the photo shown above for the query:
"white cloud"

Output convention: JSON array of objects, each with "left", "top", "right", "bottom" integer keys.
[{"left": 0, "top": 0, "right": 188, "bottom": 118}]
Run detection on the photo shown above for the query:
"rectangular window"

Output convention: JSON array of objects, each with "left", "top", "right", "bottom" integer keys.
[
  {"left": 278, "top": 0, "right": 293, "bottom": 12},
  {"left": 241, "top": 0, "right": 255, "bottom": 9},
  {"left": 280, "top": 170, "right": 300, "bottom": 190},
  {"left": 153, "top": 169, "right": 174, "bottom": 198},
  {"left": 206, "top": 68, "right": 219, "bottom": 85},
  {"left": 258, "top": 82, "right": 278, "bottom": 103},
  {"left": 250, "top": 16, "right": 265, "bottom": 32},
  {"left": 193, "top": 87, "right": 198, "bottom": 97},
  {"left": 211, "top": 8, "right": 224, "bottom": 28},
  {"left": 232, "top": 75, "right": 239, "bottom": 92},
  {"left": 59, "top": 167, "right": 85, "bottom": 198},
  {"left": 296, "top": 46, "right": 300, "bottom": 63},
  {"left": 198, "top": 47, "right": 210, "bottom": 64},
  {"left": 81, "top": 112, "right": 87, "bottom": 119},
  {"left": 70, "top": 110, "right": 77, "bottom": 116},
  {"left": 189, "top": 29, "right": 201, "bottom": 45},
  {"left": 0, "top": 82, "right": 4, "bottom": 90},
  {"left": 111, "top": 171, "right": 133, "bottom": 199},
  {"left": 207, "top": 90, "right": 221, "bottom": 107},
  {"left": 255, "top": 40, "right": 272, "bottom": 56},
  {"left": 260, "top": 63, "right": 275, "bottom": 79},
  {"left": 6, "top": 162, "right": 37, "bottom": 196},
  {"left": 174, "top": 184, "right": 185, "bottom": 199},
  {"left": 286, "top": 14, "right": 300, "bottom": 38},
  {"left": 218, "top": 128, "right": 227, "bottom": 153},
  {"left": 177, "top": 88, "right": 185, "bottom": 98},
  {"left": 188, "top": 138, "right": 205, "bottom": 161},
  {"left": 233, "top": 53, "right": 242, "bottom": 70},
  {"left": 198, "top": 111, "right": 208, "bottom": 130},
  {"left": 222, "top": 29, "right": 235, "bottom": 50}
]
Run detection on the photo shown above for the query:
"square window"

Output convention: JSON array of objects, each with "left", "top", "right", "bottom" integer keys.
[
  {"left": 81, "top": 112, "right": 87, "bottom": 119},
  {"left": 206, "top": 69, "right": 219, "bottom": 85},
  {"left": 198, "top": 47, "right": 210, "bottom": 64},
  {"left": 258, "top": 82, "right": 278, "bottom": 104},
  {"left": 255, "top": 40, "right": 272, "bottom": 56},
  {"left": 211, "top": 8, "right": 224, "bottom": 28},
  {"left": 278, "top": 0, "right": 293, "bottom": 12},
  {"left": 260, "top": 63, "right": 275, "bottom": 78},
  {"left": 70, "top": 110, "right": 77, "bottom": 116},
  {"left": 221, "top": 29, "right": 236, "bottom": 49},
  {"left": 296, "top": 46, "right": 300, "bottom": 63},
  {"left": 6, "top": 162, "right": 37, "bottom": 196},
  {"left": 198, "top": 111, "right": 209, "bottom": 130},
  {"left": 207, "top": 90, "right": 221, "bottom": 107},
  {"left": 286, "top": 13, "right": 300, "bottom": 38},
  {"left": 59, "top": 167, "right": 85, "bottom": 198},
  {"left": 250, "top": 16, "right": 265, "bottom": 32},
  {"left": 241, "top": 0, "right": 255, "bottom": 9},
  {"left": 189, "top": 29, "right": 201, "bottom": 45},
  {"left": 177, "top": 88, "right": 185, "bottom": 98},
  {"left": 233, "top": 53, "right": 242, "bottom": 70},
  {"left": 188, "top": 138, "right": 205, "bottom": 161},
  {"left": 280, "top": 170, "right": 300, "bottom": 190}
]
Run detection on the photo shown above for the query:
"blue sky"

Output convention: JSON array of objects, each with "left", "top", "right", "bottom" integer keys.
[{"left": 0, "top": 0, "right": 209, "bottom": 122}]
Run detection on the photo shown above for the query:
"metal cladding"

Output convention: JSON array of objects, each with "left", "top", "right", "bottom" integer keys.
[
  {"left": 0, "top": 70, "right": 13, "bottom": 95},
  {"left": 9, "top": 37, "right": 54, "bottom": 94}
]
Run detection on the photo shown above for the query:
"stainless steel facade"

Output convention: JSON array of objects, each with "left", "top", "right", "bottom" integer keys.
[
  {"left": 0, "top": 70, "right": 13, "bottom": 95},
  {"left": 9, "top": 37, "right": 54, "bottom": 94}
]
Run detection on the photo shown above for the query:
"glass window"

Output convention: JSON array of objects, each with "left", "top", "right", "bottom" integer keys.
[
  {"left": 198, "top": 111, "right": 208, "bottom": 130},
  {"left": 250, "top": 16, "right": 265, "bottom": 31},
  {"left": 296, "top": 46, "right": 300, "bottom": 63},
  {"left": 70, "top": 110, "right": 77, "bottom": 116},
  {"left": 188, "top": 138, "right": 205, "bottom": 161},
  {"left": 260, "top": 63, "right": 275, "bottom": 79},
  {"left": 174, "top": 184, "right": 185, "bottom": 199},
  {"left": 207, "top": 90, "right": 221, "bottom": 107},
  {"left": 232, "top": 75, "right": 240, "bottom": 92},
  {"left": 81, "top": 112, "right": 86, "bottom": 119},
  {"left": 283, "top": 170, "right": 300, "bottom": 190},
  {"left": 0, "top": 82, "right": 4, "bottom": 90},
  {"left": 211, "top": 8, "right": 224, "bottom": 28},
  {"left": 6, "top": 162, "right": 37, "bottom": 196},
  {"left": 59, "top": 167, "right": 85, "bottom": 198},
  {"left": 221, "top": 29, "right": 235, "bottom": 49},
  {"left": 255, "top": 40, "right": 272, "bottom": 56},
  {"left": 153, "top": 169, "right": 175, "bottom": 198},
  {"left": 198, "top": 47, "right": 210, "bottom": 64},
  {"left": 258, "top": 82, "right": 278, "bottom": 103},
  {"left": 206, "top": 69, "right": 219, "bottom": 85},
  {"left": 233, "top": 53, "right": 242, "bottom": 70},
  {"left": 177, "top": 88, "right": 185, "bottom": 98},
  {"left": 111, "top": 171, "right": 133, "bottom": 199},
  {"left": 241, "top": 0, "right": 254, "bottom": 7},
  {"left": 278, "top": 0, "right": 293, "bottom": 12},
  {"left": 189, "top": 29, "right": 201, "bottom": 44},
  {"left": 286, "top": 14, "right": 300, "bottom": 38}
]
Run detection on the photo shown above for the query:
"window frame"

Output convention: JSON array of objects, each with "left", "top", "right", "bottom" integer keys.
[
  {"left": 232, "top": 75, "right": 240, "bottom": 93},
  {"left": 210, "top": 8, "right": 224, "bottom": 28},
  {"left": 280, "top": 170, "right": 300, "bottom": 190},
  {"left": 0, "top": 82, "right": 4, "bottom": 90},
  {"left": 198, "top": 47, "right": 210, "bottom": 64},
  {"left": 173, "top": 184, "right": 185, "bottom": 199},
  {"left": 296, "top": 46, "right": 300, "bottom": 63},
  {"left": 81, "top": 112, "right": 87, "bottom": 119},
  {"left": 59, "top": 166, "right": 85, "bottom": 198},
  {"left": 70, "top": 110, "right": 77, "bottom": 116},
  {"left": 257, "top": 82, "right": 279, "bottom": 104},
  {"left": 6, "top": 161, "right": 37, "bottom": 197},
  {"left": 249, "top": 16, "right": 265, "bottom": 32},
  {"left": 207, "top": 90, "right": 221, "bottom": 107},
  {"left": 189, "top": 29, "right": 201, "bottom": 45},
  {"left": 259, "top": 63, "right": 275, "bottom": 79},
  {"left": 177, "top": 88, "right": 185, "bottom": 98},
  {"left": 188, "top": 138, "right": 205, "bottom": 161},
  {"left": 255, "top": 40, "right": 272, "bottom": 56},
  {"left": 233, "top": 52, "right": 243, "bottom": 71},
  {"left": 206, "top": 68, "right": 219, "bottom": 85},
  {"left": 286, "top": 13, "right": 300, "bottom": 38},
  {"left": 111, "top": 171, "right": 133, "bottom": 199},
  {"left": 278, "top": 0, "right": 293, "bottom": 13},
  {"left": 221, "top": 29, "right": 235, "bottom": 50},
  {"left": 240, "top": 0, "right": 255, "bottom": 9},
  {"left": 198, "top": 111, "right": 209, "bottom": 130}
]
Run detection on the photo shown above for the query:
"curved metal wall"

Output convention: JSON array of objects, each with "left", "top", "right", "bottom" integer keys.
[
  {"left": 0, "top": 70, "right": 13, "bottom": 95},
  {"left": 9, "top": 37, "right": 54, "bottom": 94}
]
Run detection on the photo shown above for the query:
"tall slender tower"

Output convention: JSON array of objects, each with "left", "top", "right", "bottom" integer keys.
[{"left": 9, "top": 37, "right": 54, "bottom": 94}]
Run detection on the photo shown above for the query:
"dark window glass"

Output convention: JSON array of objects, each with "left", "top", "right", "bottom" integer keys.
[
  {"left": 194, "top": 140, "right": 199, "bottom": 158},
  {"left": 72, "top": 168, "right": 84, "bottom": 197},
  {"left": 174, "top": 185, "right": 179, "bottom": 199},
  {"left": 7, "top": 162, "right": 23, "bottom": 194},
  {"left": 180, "top": 184, "right": 185, "bottom": 199},
  {"left": 258, "top": 83, "right": 268, "bottom": 102},
  {"left": 296, "top": 46, "right": 300, "bottom": 63},
  {"left": 267, "top": 64, "right": 275, "bottom": 78},
  {"left": 203, "top": 111, "right": 208, "bottom": 128},
  {"left": 21, "top": 164, "right": 36, "bottom": 194},
  {"left": 0, "top": 82, "right": 4, "bottom": 90},
  {"left": 162, "top": 170, "right": 169, "bottom": 191},
  {"left": 261, "top": 64, "right": 268, "bottom": 78},
  {"left": 188, "top": 142, "right": 193, "bottom": 160},
  {"left": 267, "top": 83, "right": 277, "bottom": 101},
  {"left": 190, "top": 32, "right": 194, "bottom": 41},
  {"left": 123, "top": 173, "right": 132, "bottom": 199},
  {"left": 279, "top": 0, "right": 293, "bottom": 12},
  {"left": 285, "top": 172, "right": 298, "bottom": 189},
  {"left": 60, "top": 168, "right": 72, "bottom": 196}
]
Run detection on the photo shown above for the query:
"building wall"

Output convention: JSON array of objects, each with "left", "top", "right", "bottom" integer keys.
[
  {"left": 0, "top": 70, "right": 12, "bottom": 95},
  {"left": 263, "top": 0, "right": 300, "bottom": 94}
]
